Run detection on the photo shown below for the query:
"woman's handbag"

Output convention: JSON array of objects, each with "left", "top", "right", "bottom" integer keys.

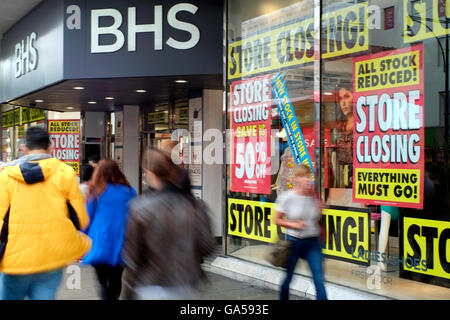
[{"left": 266, "top": 236, "right": 292, "bottom": 268}]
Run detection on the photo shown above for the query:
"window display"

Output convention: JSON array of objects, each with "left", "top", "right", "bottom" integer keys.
[
  {"left": 227, "top": 0, "right": 450, "bottom": 299},
  {"left": 1, "top": 107, "right": 47, "bottom": 162}
]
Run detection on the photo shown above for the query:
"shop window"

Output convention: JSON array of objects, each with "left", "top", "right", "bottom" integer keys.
[{"left": 227, "top": 0, "right": 450, "bottom": 299}]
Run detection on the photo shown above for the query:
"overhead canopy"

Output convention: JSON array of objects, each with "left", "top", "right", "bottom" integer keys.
[{"left": 7, "top": 75, "right": 222, "bottom": 112}]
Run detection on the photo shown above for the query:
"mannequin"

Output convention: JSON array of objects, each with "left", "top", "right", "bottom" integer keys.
[
  {"left": 272, "top": 128, "right": 296, "bottom": 196},
  {"left": 378, "top": 205, "right": 399, "bottom": 271}
]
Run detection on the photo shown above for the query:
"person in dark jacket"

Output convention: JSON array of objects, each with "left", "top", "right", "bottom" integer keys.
[
  {"left": 82, "top": 159, "right": 136, "bottom": 300},
  {"left": 122, "top": 148, "right": 215, "bottom": 299}
]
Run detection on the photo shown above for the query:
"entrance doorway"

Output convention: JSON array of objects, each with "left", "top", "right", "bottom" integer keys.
[{"left": 139, "top": 99, "right": 190, "bottom": 192}]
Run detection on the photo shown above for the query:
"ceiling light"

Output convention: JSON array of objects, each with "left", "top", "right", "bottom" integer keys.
[
  {"left": 34, "top": 99, "right": 44, "bottom": 103},
  {"left": 105, "top": 97, "right": 115, "bottom": 100},
  {"left": 324, "top": 92, "right": 334, "bottom": 96},
  {"left": 73, "top": 86, "right": 85, "bottom": 90},
  {"left": 88, "top": 101, "right": 97, "bottom": 104},
  {"left": 175, "top": 80, "right": 188, "bottom": 83},
  {"left": 66, "top": 107, "right": 74, "bottom": 110},
  {"left": 136, "top": 89, "right": 147, "bottom": 93}
]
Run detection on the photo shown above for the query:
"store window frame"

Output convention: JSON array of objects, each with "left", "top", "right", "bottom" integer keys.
[{"left": 223, "top": 0, "right": 450, "bottom": 296}]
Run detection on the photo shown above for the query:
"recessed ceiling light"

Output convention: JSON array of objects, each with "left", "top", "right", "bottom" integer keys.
[
  {"left": 136, "top": 89, "right": 147, "bottom": 93},
  {"left": 73, "top": 86, "right": 85, "bottom": 90},
  {"left": 175, "top": 80, "right": 188, "bottom": 83},
  {"left": 66, "top": 107, "right": 74, "bottom": 110},
  {"left": 105, "top": 97, "right": 115, "bottom": 100},
  {"left": 88, "top": 101, "right": 97, "bottom": 104},
  {"left": 34, "top": 99, "right": 44, "bottom": 103}
]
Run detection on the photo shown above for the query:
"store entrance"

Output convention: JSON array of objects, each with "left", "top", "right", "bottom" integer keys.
[{"left": 139, "top": 99, "right": 190, "bottom": 192}]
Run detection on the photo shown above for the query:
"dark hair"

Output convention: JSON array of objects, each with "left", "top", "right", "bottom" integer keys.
[
  {"left": 87, "top": 159, "right": 131, "bottom": 199},
  {"left": 25, "top": 126, "right": 51, "bottom": 151},
  {"left": 88, "top": 154, "right": 100, "bottom": 163},
  {"left": 81, "top": 163, "right": 94, "bottom": 183},
  {"left": 142, "top": 148, "right": 178, "bottom": 186}
]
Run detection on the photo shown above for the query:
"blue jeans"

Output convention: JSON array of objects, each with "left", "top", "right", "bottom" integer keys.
[
  {"left": 280, "top": 235, "right": 327, "bottom": 300},
  {"left": 0, "top": 269, "right": 63, "bottom": 300}
]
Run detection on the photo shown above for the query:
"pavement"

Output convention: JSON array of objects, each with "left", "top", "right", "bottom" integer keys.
[
  {"left": 55, "top": 248, "right": 305, "bottom": 300},
  {"left": 55, "top": 266, "right": 303, "bottom": 300}
]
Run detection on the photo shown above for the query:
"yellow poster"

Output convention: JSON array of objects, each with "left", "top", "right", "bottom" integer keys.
[
  {"left": 403, "top": 0, "right": 450, "bottom": 43},
  {"left": 65, "top": 161, "right": 80, "bottom": 175},
  {"left": 403, "top": 217, "right": 450, "bottom": 280},
  {"left": 354, "top": 168, "right": 421, "bottom": 205},
  {"left": 48, "top": 120, "right": 80, "bottom": 134},
  {"left": 228, "top": 2, "right": 369, "bottom": 80},
  {"left": 1, "top": 110, "right": 14, "bottom": 128},
  {"left": 228, "top": 198, "right": 284, "bottom": 244},
  {"left": 354, "top": 49, "right": 421, "bottom": 92},
  {"left": 322, "top": 208, "right": 370, "bottom": 264}
]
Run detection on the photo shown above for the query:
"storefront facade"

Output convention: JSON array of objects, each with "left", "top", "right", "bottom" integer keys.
[{"left": 225, "top": 0, "right": 450, "bottom": 299}]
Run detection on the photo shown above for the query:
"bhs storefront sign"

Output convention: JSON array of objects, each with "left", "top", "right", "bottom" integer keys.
[{"left": 66, "top": 3, "right": 201, "bottom": 53}]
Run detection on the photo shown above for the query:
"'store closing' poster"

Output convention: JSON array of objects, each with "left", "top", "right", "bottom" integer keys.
[
  {"left": 230, "top": 75, "right": 271, "bottom": 194},
  {"left": 352, "top": 44, "right": 424, "bottom": 209},
  {"left": 48, "top": 120, "right": 81, "bottom": 175}
]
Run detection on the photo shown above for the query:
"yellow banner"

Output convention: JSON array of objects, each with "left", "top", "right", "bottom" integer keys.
[
  {"left": 228, "top": 2, "right": 369, "bottom": 80},
  {"left": 403, "top": 0, "right": 450, "bottom": 43},
  {"left": 29, "top": 108, "right": 46, "bottom": 122},
  {"left": 354, "top": 168, "right": 421, "bottom": 205},
  {"left": 18, "top": 125, "right": 25, "bottom": 139},
  {"left": 354, "top": 49, "right": 421, "bottom": 92},
  {"left": 64, "top": 161, "right": 80, "bottom": 175},
  {"left": 322, "top": 209, "right": 370, "bottom": 264},
  {"left": 1, "top": 110, "right": 14, "bottom": 128},
  {"left": 48, "top": 120, "right": 80, "bottom": 134},
  {"left": 403, "top": 217, "right": 450, "bottom": 279},
  {"left": 14, "top": 109, "right": 21, "bottom": 126},
  {"left": 228, "top": 198, "right": 284, "bottom": 244},
  {"left": 148, "top": 111, "right": 168, "bottom": 125}
]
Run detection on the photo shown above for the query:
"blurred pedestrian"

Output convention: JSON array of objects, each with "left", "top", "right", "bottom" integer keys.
[
  {"left": 274, "top": 164, "right": 327, "bottom": 300},
  {"left": 82, "top": 159, "right": 137, "bottom": 300},
  {"left": 122, "top": 148, "right": 215, "bottom": 300},
  {"left": 79, "top": 163, "right": 94, "bottom": 199},
  {"left": 88, "top": 155, "right": 100, "bottom": 169},
  {"left": 160, "top": 139, "right": 192, "bottom": 195},
  {"left": 0, "top": 127, "right": 91, "bottom": 300}
]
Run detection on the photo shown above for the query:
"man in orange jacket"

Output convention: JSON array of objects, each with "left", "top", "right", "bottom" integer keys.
[{"left": 0, "top": 127, "right": 91, "bottom": 300}]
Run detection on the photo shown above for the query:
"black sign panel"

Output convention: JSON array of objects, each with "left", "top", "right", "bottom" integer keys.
[
  {"left": 63, "top": 0, "right": 223, "bottom": 79},
  {"left": 0, "top": 0, "right": 65, "bottom": 103}
]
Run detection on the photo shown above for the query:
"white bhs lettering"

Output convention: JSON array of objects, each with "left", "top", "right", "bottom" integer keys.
[
  {"left": 15, "top": 32, "right": 38, "bottom": 78},
  {"left": 91, "top": 3, "right": 200, "bottom": 53}
]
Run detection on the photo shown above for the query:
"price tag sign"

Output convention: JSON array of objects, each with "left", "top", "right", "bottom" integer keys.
[{"left": 230, "top": 75, "right": 272, "bottom": 194}]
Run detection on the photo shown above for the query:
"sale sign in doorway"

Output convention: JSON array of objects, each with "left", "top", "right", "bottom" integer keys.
[
  {"left": 230, "top": 75, "right": 272, "bottom": 194},
  {"left": 48, "top": 119, "right": 81, "bottom": 175}
]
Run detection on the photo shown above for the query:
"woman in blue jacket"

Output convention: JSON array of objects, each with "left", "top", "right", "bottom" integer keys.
[{"left": 82, "top": 159, "right": 137, "bottom": 300}]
